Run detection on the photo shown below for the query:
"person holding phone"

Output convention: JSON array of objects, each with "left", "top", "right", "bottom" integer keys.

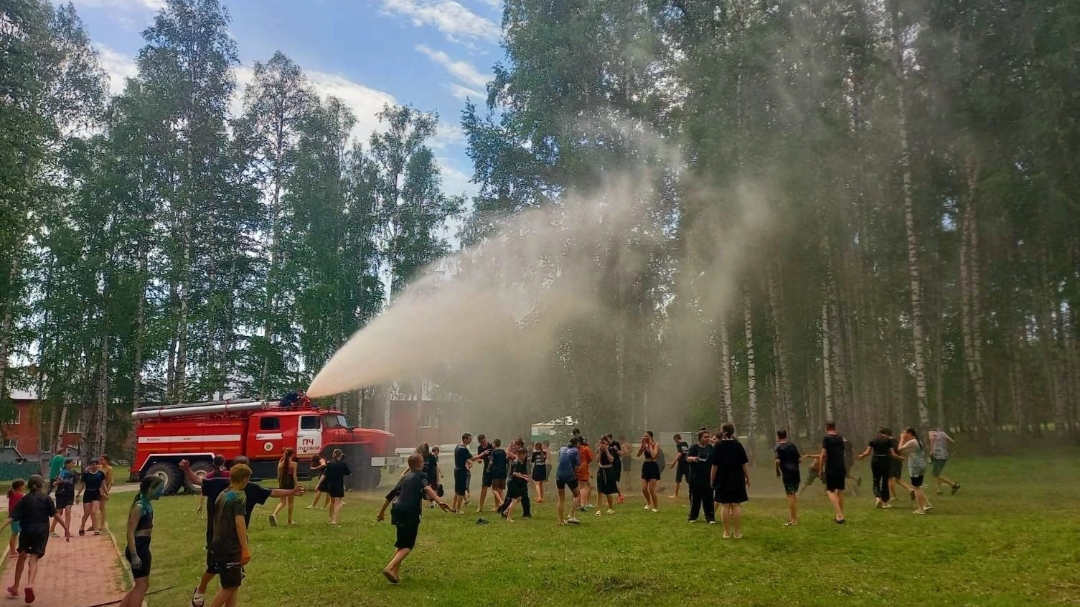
[{"left": 686, "top": 431, "right": 715, "bottom": 523}]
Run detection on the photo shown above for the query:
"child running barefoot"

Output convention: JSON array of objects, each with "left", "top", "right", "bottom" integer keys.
[
  {"left": 799, "top": 454, "right": 823, "bottom": 494},
  {"left": 322, "top": 449, "right": 351, "bottom": 525},
  {"left": 270, "top": 448, "right": 298, "bottom": 526},
  {"left": 504, "top": 448, "right": 531, "bottom": 522},
  {"left": 379, "top": 454, "right": 450, "bottom": 584},
  {"left": 530, "top": 442, "right": 547, "bottom": 503},
  {"left": 8, "top": 475, "right": 71, "bottom": 603},
  {"left": 307, "top": 454, "right": 328, "bottom": 510},
  {"left": 119, "top": 476, "right": 165, "bottom": 607},
  {"left": 0, "top": 480, "right": 26, "bottom": 558},
  {"left": 638, "top": 432, "right": 661, "bottom": 512},
  {"left": 773, "top": 430, "right": 801, "bottom": 525}
]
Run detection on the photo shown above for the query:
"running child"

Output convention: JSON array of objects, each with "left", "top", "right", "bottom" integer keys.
[
  {"left": 180, "top": 457, "right": 302, "bottom": 607},
  {"left": 79, "top": 459, "right": 106, "bottom": 535},
  {"left": 424, "top": 445, "right": 443, "bottom": 507},
  {"left": 504, "top": 448, "right": 531, "bottom": 522},
  {"left": 773, "top": 430, "right": 801, "bottom": 525},
  {"left": 270, "top": 448, "right": 298, "bottom": 526},
  {"left": 207, "top": 465, "right": 252, "bottom": 607},
  {"left": 799, "top": 453, "right": 823, "bottom": 494},
  {"left": 0, "top": 480, "right": 25, "bottom": 558},
  {"left": 594, "top": 437, "right": 618, "bottom": 516},
  {"left": 886, "top": 428, "right": 916, "bottom": 501},
  {"left": 377, "top": 453, "right": 450, "bottom": 584},
  {"left": 7, "top": 475, "right": 71, "bottom": 604},
  {"left": 819, "top": 421, "right": 848, "bottom": 524},
  {"left": 897, "top": 427, "right": 933, "bottom": 514},
  {"left": 474, "top": 435, "right": 495, "bottom": 513},
  {"left": 928, "top": 428, "right": 961, "bottom": 495},
  {"left": 530, "top": 442, "right": 548, "bottom": 503},
  {"left": 857, "top": 428, "right": 900, "bottom": 509},
  {"left": 669, "top": 434, "right": 690, "bottom": 500},
  {"left": 50, "top": 459, "right": 76, "bottom": 538},
  {"left": 307, "top": 454, "right": 328, "bottom": 510},
  {"left": 323, "top": 449, "right": 351, "bottom": 525},
  {"left": 119, "top": 476, "right": 165, "bottom": 607}
]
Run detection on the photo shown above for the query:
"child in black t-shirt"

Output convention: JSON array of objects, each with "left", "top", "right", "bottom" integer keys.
[
  {"left": 773, "top": 430, "right": 802, "bottom": 526},
  {"left": 504, "top": 448, "right": 530, "bottom": 522},
  {"left": 489, "top": 439, "right": 508, "bottom": 504},
  {"left": 378, "top": 454, "right": 449, "bottom": 584}
]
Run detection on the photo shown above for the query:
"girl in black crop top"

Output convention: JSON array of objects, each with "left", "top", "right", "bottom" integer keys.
[{"left": 120, "top": 476, "right": 165, "bottom": 607}]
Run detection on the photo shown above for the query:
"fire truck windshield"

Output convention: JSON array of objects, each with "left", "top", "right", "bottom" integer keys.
[{"left": 322, "top": 414, "right": 349, "bottom": 429}]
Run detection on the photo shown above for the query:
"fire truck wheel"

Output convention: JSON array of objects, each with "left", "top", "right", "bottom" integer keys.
[
  {"left": 144, "top": 462, "right": 184, "bottom": 495},
  {"left": 186, "top": 460, "right": 216, "bottom": 493}
]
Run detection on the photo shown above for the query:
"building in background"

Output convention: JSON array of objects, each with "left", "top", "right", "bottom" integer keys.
[{"left": 4, "top": 390, "right": 83, "bottom": 457}]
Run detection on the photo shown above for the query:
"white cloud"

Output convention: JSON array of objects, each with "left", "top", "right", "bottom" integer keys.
[
  {"left": 378, "top": 0, "right": 500, "bottom": 43},
  {"left": 430, "top": 122, "right": 466, "bottom": 150},
  {"left": 97, "top": 47, "right": 396, "bottom": 143},
  {"left": 416, "top": 44, "right": 491, "bottom": 102},
  {"left": 232, "top": 66, "right": 396, "bottom": 142},
  {"left": 448, "top": 83, "right": 486, "bottom": 101},
  {"left": 476, "top": 0, "right": 501, "bottom": 9},
  {"left": 94, "top": 44, "right": 139, "bottom": 97},
  {"left": 416, "top": 44, "right": 490, "bottom": 88},
  {"left": 437, "top": 156, "right": 476, "bottom": 197},
  {"left": 68, "top": 0, "right": 164, "bottom": 10}
]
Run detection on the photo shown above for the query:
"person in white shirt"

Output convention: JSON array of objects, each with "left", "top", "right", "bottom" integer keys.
[{"left": 928, "top": 429, "right": 961, "bottom": 496}]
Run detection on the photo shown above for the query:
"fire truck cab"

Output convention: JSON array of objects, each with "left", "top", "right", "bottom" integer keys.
[{"left": 131, "top": 398, "right": 401, "bottom": 495}]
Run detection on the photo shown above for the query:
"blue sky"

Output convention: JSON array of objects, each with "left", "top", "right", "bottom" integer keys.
[{"left": 61, "top": 0, "right": 506, "bottom": 197}]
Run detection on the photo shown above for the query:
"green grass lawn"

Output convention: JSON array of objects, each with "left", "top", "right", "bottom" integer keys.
[{"left": 109, "top": 451, "right": 1080, "bottom": 607}]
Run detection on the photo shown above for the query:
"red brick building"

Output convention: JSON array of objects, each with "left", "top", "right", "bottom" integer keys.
[
  {"left": 364, "top": 400, "right": 467, "bottom": 449},
  {"left": 3, "top": 390, "right": 82, "bottom": 456}
]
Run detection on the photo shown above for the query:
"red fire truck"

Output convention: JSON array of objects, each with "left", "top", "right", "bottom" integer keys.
[{"left": 130, "top": 398, "right": 401, "bottom": 494}]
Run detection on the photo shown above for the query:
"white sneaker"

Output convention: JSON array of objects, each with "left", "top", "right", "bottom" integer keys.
[
  {"left": 882, "top": 503, "right": 893, "bottom": 509},
  {"left": 566, "top": 517, "right": 581, "bottom": 525},
  {"left": 651, "top": 508, "right": 658, "bottom": 513},
  {"left": 924, "top": 504, "right": 934, "bottom": 511},
  {"left": 606, "top": 509, "right": 615, "bottom": 515},
  {"left": 914, "top": 509, "right": 927, "bottom": 515},
  {"left": 191, "top": 588, "right": 205, "bottom": 607}
]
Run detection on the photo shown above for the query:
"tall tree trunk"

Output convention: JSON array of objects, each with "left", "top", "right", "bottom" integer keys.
[
  {"left": 960, "top": 156, "right": 991, "bottom": 435},
  {"left": 0, "top": 259, "right": 17, "bottom": 403},
  {"left": 891, "top": 0, "right": 931, "bottom": 428},
  {"left": 822, "top": 296, "right": 834, "bottom": 421},
  {"left": 719, "top": 318, "right": 734, "bottom": 423},
  {"left": 767, "top": 264, "right": 793, "bottom": 432},
  {"left": 92, "top": 329, "right": 109, "bottom": 456},
  {"left": 743, "top": 286, "right": 757, "bottom": 459}
]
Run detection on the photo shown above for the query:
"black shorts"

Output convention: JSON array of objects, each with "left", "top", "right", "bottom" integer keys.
[
  {"left": 55, "top": 492, "right": 74, "bottom": 510},
  {"left": 125, "top": 537, "right": 152, "bottom": 579},
  {"left": 675, "top": 465, "right": 689, "bottom": 483},
  {"left": 481, "top": 472, "right": 493, "bottom": 488},
  {"left": 910, "top": 475, "right": 924, "bottom": 488},
  {"left": 395, "top": 523, "right": 419, "bottom": 550},
  {"left": 316, "top": 478, "right": 329, "bottom": 492},
  {"left": 825, "top": 472, "right": 846, "bottom": 492},
  {"left": 531, "top": 465, "right": 547, "bottom": 482},
  {"left": 889, "top": 463, "right": 903, "bottom": 479},
  {"left": 454, "top": 469, "right": 468, "bottom": 497},
  {"left": 328, "top": 484, "right": 345, "bottom": 499},
  {"left": 640, "top": 461, "right": 661, "bottom": 481},
  {"left": 781, "top": 473, "right": 801, "bottom": 495},
  {"left": 597, "top": 469, "right": 618, "bottom": 495},
  {"left": 17, "top": 530, "right": 48, "bottom": 557},
  {"left": 555, "top": 478, "right": 579, "bottom": 492},
  {"left": 213, "top": 552, "right": 244, "bottom": 589},
  {"left": 83, "top": 489, "right": 101, "bottom": 503},
  {"left": 506, "top": 482, "right": 528, "bottom": 500},
  {"left": 205, "top": 549, "right": 220, "bottom": 574},
  {"left": 491, "top": 478, "right": 506, "bottom": 491}
]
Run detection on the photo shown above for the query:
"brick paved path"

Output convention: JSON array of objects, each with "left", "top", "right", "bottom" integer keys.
[{"left": 0, "top": 502, "right": 126, "bottom": 607}]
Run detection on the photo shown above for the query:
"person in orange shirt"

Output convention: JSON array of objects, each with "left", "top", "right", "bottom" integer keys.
[{"left": 576, "top": 439, "right": 594, "bottom": 512}]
